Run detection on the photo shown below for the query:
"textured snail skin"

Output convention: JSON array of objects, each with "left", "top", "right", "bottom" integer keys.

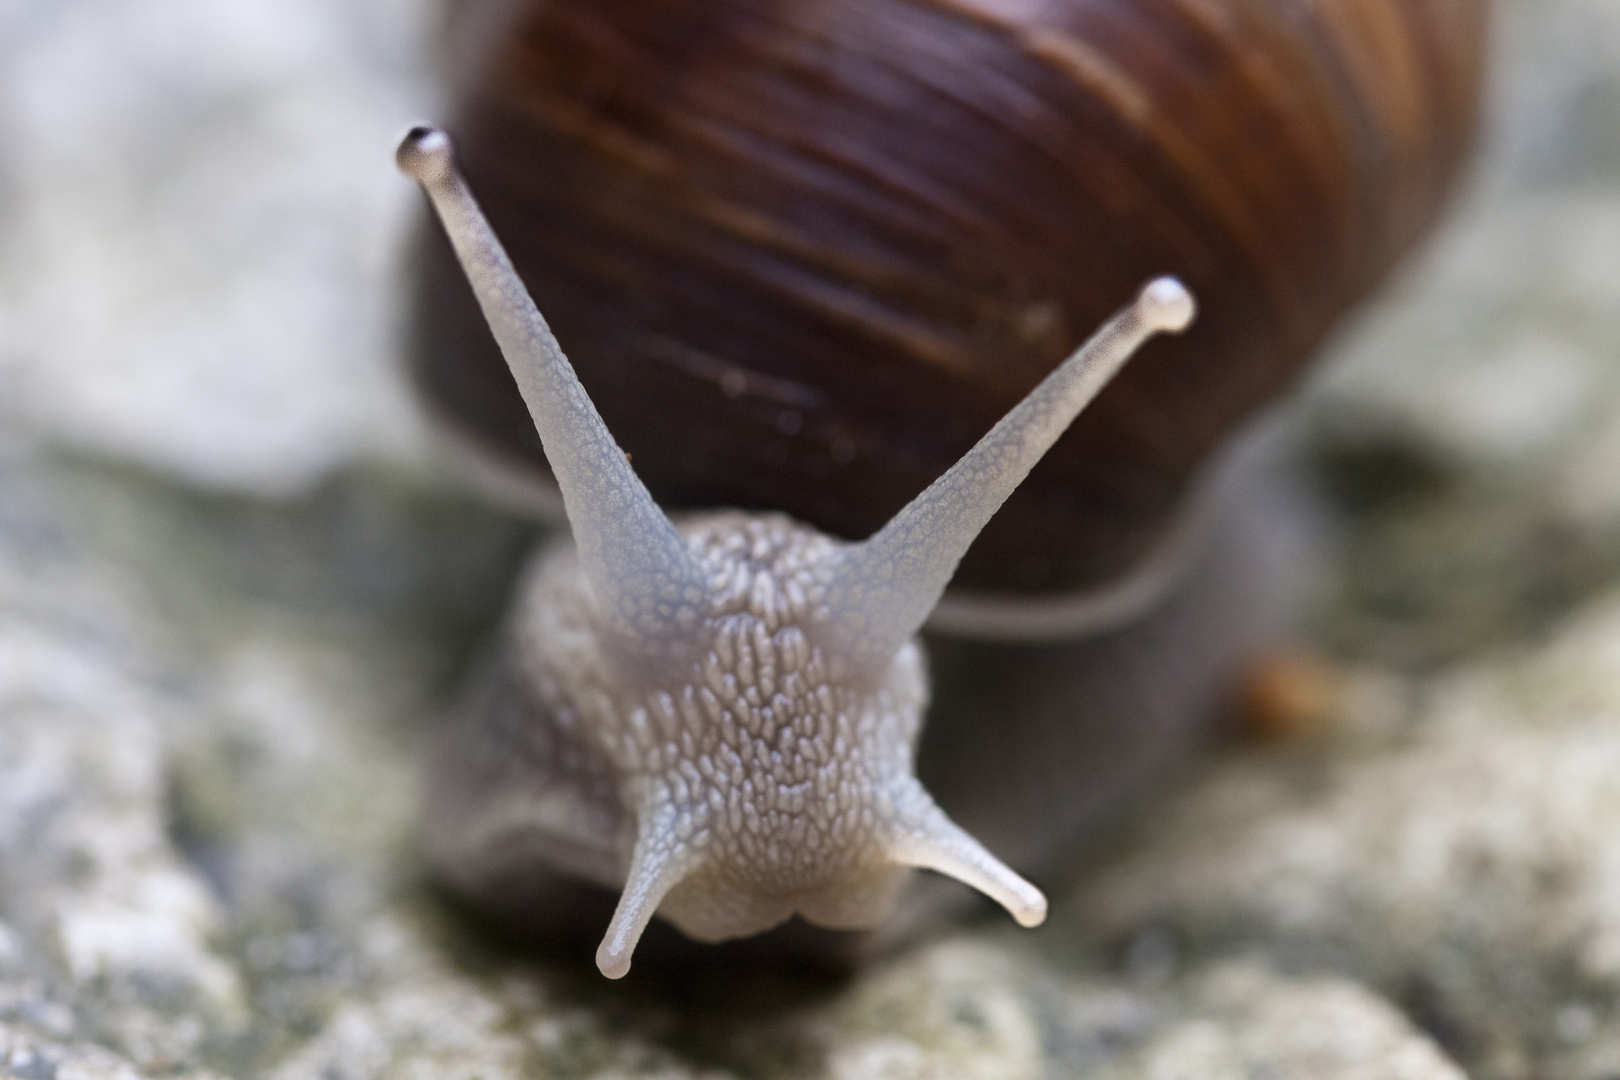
[
  {"left": 433, "top": 513, "right": 1027, "bottom": 981},
  {"left": 426, "top": 417, "right": 1321, "bottom": 975},
  {"left": 398, "top": 125, "right": 1199, "bottom": 977},
  {"left": 409, "top": 0, "right": 1485, "bottom": 597}
]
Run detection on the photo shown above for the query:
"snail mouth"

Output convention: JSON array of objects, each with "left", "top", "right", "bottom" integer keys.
[
  {"left": 791, "top": 863, "right": 916, "bottom": 931},
  {"left": 593, "top": 833, "right": 921, "bottom": 977},
  {"left": 655, "top": 859, "right": 914, "bottom": 943}
]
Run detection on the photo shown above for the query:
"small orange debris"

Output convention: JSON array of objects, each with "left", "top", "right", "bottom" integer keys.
[{"left": 1232, "top": 648, "right": 1343, "bottom": 741}]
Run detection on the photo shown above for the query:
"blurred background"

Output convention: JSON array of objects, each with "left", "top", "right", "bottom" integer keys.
[{"left": 0, "top": 1, "right": 1618, "bottom": 1079}]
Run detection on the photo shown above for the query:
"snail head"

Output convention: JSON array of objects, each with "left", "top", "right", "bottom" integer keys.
[{"left": 397, "top": 125, "right": 1194, "bottom": 978}]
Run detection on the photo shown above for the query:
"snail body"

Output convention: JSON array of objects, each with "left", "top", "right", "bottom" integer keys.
[
  {"left": 400, "top": 0, "right": 1486, "bottom": 978},
  {"left": 399, "top": 124, "right": 1192, "bottom": 977}
]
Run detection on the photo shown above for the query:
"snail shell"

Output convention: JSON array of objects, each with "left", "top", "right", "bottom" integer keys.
[
  {"left": 398, "top": 0, "right": 1486, "bottom": 978},
  {"left": 408, "top": 0, "right": 1485, "bottom": 602}
]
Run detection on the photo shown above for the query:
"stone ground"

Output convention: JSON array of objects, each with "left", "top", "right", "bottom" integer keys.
[{"left": 1, "top": 0, "right": 1619, "bottom": 1077}]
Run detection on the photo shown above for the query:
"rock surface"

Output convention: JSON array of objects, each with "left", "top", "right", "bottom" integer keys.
[
  {"left": 0, "top": 0, "right": 435, "bottom": 493},
  {"left": 0, "top": 0, "right": 1618, "bottom": 1078}
]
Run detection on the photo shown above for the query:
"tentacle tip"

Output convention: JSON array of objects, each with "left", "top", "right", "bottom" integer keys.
[
  {"left": 595, "top": 939, "right": 633, "bottom": 980},
  {"left": 1138, "top": 276, "right": 1196, "bottom": 333},
  {"left": 1011, "top": 888, "right": 1049, "bottom": 928},
  {"left": 395, "top": 124, "right": 453, "bottom": 186}
]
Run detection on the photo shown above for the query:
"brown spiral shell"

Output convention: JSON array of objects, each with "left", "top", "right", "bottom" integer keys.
[{"left": 407, "top": 0, "right": 1485, "bottom": 597}]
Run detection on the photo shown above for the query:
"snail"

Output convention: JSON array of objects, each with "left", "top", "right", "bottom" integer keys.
[
  {"left": 398, "top": 0, "right": 1487, "bottom": 978},
  {"left": 400, "top": 124, "right": 1190, "bottom": 977}
]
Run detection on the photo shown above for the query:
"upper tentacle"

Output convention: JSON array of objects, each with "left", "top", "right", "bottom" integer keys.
[
  {"left": 819, "top": 278, "right": 1195, "bottom": 673},
  {"left": 397, "top": 126, "right": 707, "bottom": 646}
]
